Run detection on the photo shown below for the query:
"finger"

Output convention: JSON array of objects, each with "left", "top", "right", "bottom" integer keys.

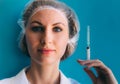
[
  {"left": 83, "top": 60, "right": 111, "bottom": 76},
  {"left": 77, "top": 59, "right": 94, "bottom": 66},
  {"left": 95, "top": 65, "right": 111, "bottom": 76},
  {"left": 84, "top": 67, "right": 97, "bottom": 83},
  {"left": 77, "top": 59, "right": 100, "bottom": 65},
  {"left": 85, "top": 60, "right": 102, "bottom": 68},
  {"left": 77, "top": 59, "right": 85, "bottom": 65},
  {"left": 77, "top": 59, "right": 108, "bottom": 71},
  {"left": 81, "top": 59, "right": 105, "bottom": 68}
]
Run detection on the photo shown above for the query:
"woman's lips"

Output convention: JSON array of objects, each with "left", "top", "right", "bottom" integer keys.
[{"left": 38, "top": 49, "right": 55, "bottom": 54}]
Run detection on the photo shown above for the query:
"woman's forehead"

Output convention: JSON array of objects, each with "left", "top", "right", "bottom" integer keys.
[{"left": 29, "top": 8, "right": 68, "bottom": 26}]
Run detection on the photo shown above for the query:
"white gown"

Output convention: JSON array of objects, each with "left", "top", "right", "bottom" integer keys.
[{"left": 0, "top": 67, "right": 80, "bottom": 84}]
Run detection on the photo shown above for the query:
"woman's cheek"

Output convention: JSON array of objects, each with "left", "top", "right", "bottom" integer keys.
[{"left": 56, "top": 37, "right": 68, "bottom": 57}]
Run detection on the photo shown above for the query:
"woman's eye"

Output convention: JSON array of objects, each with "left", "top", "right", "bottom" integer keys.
[
  {"left": 31, "top": 26, "right": 44, "bottom": 32},
  {"left": 53, "top": 27, "right": 62, "bottom": 32}
]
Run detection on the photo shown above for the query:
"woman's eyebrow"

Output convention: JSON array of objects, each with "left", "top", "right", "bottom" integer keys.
[
  {"left": 30, "top": 21, "right": 42, "bottom": 25},
  {"left": 30, "top": 21, "right": 65, "bottom": 26},
  {"left": 53, "top": 22, "right": 65, "bottom": 26}
]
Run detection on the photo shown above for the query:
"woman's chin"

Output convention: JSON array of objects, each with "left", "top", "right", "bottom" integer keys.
[{"left": 31, "top": 57, "right": 60, "bottom": 66}]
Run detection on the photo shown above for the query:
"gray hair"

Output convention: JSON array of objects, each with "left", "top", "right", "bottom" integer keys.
[{"left": 18, "top": 0, "right": 80, "bottom": 60}]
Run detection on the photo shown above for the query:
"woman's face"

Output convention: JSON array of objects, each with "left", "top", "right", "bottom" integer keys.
[{"left": 25, "top": 9, "right": 69, "bottom": 65}]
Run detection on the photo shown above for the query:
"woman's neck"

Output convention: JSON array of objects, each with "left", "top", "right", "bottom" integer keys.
[{"left": 26, "top": 60, "right": 60, "bottom": 84}]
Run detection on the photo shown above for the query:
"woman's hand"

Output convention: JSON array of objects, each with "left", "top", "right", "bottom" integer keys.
[{"left": 77, "top": 59, "right": 118, "bottom": 84}]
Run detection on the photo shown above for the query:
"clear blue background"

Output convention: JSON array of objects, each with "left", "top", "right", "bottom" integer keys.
[{"left": 0, "top": 0, "right": 120, "bottom": 83}]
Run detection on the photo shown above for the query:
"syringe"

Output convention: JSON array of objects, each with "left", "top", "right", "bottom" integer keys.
[{"left": 87, "top": 26, "right": 90, "bottom": 60}]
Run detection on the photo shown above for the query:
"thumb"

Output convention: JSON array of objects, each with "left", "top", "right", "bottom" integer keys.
[{"left": 84, "top": 67, "right": 97, "bottom": 83}]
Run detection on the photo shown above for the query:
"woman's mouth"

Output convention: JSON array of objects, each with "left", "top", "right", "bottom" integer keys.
[{"left": 38, "top": 49, "right": 55, "bottom": 54}]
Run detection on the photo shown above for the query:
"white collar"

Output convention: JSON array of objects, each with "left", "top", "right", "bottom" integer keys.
[{"left": 13, "top": 67, "right": 72, "bottom": 84}]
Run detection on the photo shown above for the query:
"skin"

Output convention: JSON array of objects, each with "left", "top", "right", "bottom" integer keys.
[{"left": 25, "top": 9, "right": 69, "bottom": 84}]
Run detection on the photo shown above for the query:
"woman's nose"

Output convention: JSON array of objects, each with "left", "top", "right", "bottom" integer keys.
[{"left": 40, "top": 29, "right": 53, "bottom": 45}]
